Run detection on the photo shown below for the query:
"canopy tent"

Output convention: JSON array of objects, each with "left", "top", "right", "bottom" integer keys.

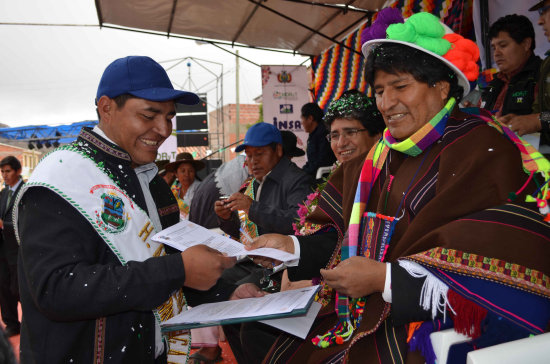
[
  {"left": 95, "top": 0, "right": 386, "bottom": 57},
  {"left": 0, "top": 120, "right": 98, "bottom": 147},
  {"left": 95, "top": 0, "right": 476, "bottom": 111}
]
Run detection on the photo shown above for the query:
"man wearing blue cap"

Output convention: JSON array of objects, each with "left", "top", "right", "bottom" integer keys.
[
  {"left": 212, "top": 122, "right": 312, "bottom": 363},
  {"left": 15, "top": 56, "right": 236, "bottom": 363},
  {"left": 215, "top": 122, "right": 313, "bottom": 242}
]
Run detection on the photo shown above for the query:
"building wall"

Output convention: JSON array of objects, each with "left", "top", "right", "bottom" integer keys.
[
  {"left": 208, "top": 103, "right": 260, "bottom": 161},
  {"left": 0, "top": 142, "right": 42, "bottom": 181}
]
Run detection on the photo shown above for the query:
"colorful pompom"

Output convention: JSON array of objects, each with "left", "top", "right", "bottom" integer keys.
[
  {"left": 361, "top": 8, "right": 404, "bottom": 44},
  {"left": 407, "top": 12, "right": 445, "bottom": 38},
  {"left": 442, "top": 34, "right": 480, "bottom": 81},
  {"left": 387, "top": 22, "right": 417, "bottom": 43}
]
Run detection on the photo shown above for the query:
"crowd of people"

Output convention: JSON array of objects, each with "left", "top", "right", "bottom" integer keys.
[{"left": 1, "top": 2, "right": 549, "bottom": 364}]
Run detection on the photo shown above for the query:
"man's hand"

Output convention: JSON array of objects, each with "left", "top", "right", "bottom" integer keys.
[
  {"left": 280, "top": 270, "right": 312, "bottom": 292},
  {"left": 181, "top": 245, "right": 236, "bottom": 290},
  {"left": 224, "top": 192, "right": 253, "bottom": 214},
  {"left": 498, "top": 113, "right": 541, "bottom": 136},
  {"left": 245, "top": 233, "right": 294, "bottom": 268},
  {"left": 320, "top": 257, "right": 386, "bottom": 298},
  {"left": 229, "top": 283, "right": 266, "bottom": 300},
  {"left": 214, "top": 199, "right": 232, "bottom": 220}
]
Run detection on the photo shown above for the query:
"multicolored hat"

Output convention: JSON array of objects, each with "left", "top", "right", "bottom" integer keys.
[{"left": 361, "top": 8, "right": 480, "bottom": 97}]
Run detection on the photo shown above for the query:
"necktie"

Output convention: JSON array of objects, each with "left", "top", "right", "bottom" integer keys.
[{"left": 6, "top": 189, "right": 13, "bottom": 208}]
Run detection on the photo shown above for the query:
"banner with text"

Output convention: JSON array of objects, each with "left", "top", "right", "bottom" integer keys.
[
  {"left": 262, "top": 65, "right": 310, "bottom": 167},
  {"left": 156, "top": 118, "right": 177, "bottom": 161}
]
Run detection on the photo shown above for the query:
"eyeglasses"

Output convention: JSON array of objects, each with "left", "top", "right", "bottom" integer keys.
[
  {"left": 538, "top": 4, "right": 550, "bottom": 15},
  {"left": 326, "top": 128, "right": 368, "bottom": 142}
]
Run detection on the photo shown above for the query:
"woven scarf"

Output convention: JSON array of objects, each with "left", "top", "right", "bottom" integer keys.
[
  {"left": 238, "top": 179, "right": 259, "bottom": 244},
  {"left": 171, "top": 183, "right": 190, "bottom": 220},
  {"left": 312, "top": 98, "right": 456, "bottom": 348},
  {"left": 462, "top": 108, "right": 550, "bottom": 218}
]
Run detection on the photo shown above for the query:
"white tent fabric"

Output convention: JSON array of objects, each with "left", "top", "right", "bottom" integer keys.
[{"left": 95, "top": 0, "right": 387, "bottom": 56}]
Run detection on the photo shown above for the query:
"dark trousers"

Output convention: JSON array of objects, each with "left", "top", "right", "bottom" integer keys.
[
  {"left": 223, "top": 322, "right": 279, "bottom": 364},
  {"left": 0, "top": 250, "right": 19, "bottom": 331},
  {"left": 221, "top": 259, "right": 282, "bottom": 363}
]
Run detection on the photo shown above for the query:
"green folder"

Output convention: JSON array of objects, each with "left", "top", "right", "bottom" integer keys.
[{"left": 161, "top": 285, "right": 321, "bottom": 332}]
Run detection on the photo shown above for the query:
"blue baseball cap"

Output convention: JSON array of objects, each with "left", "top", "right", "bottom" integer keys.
[
  {"left": 96, "top": 56, "right": 199, "bottom": 105},
  {"left": 235, "top": 123, "right": 283, "bottom": 152}
]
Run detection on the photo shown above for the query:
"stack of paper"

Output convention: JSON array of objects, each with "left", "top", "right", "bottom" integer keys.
[
  {"left": 161, "top": 285, "right": 320, "bottom": 338},
  {"left": 152, "top": 220, "right": 299, "bottom": 264}
]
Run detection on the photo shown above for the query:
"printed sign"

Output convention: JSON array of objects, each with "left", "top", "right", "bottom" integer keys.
[
  {"left": 262, "top": 65, "right": 310, "bottom": 167},
  {"left": 157, "top": 117, "right": 177, "bottom": 161}
]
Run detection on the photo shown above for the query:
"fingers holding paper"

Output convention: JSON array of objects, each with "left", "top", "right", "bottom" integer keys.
[
  {"left": 181, "top": 244, "right": 236, "bottom": 291},
  {"left": 320, "top": 257, "right": 386, "bottom": 299},
  {"left": 245, "top": 233, "right": 294, "bottom": 268},
  {"left": 229, "top": 283, "right": 266, "bottom": 300}
]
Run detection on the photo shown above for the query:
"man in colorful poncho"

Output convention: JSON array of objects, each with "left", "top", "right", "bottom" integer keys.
[
  {"left": 15, "top": 56, "right": 236, "bottom": 363},
  {"left": 250, "top": 9, "right": 550, "bottom": 364}
]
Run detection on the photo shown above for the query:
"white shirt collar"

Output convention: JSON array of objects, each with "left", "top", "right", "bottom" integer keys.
[
  {"left": 9, "top": 179, "right": 22, "bottom": 191},
  {"left": 92, "top": 125, "right": 116, "bottom": 145}
]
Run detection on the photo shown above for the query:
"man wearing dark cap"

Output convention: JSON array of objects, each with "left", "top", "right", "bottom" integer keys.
[
  {"left": 498, "top": 0, "right": 550, "bottom": 156},
  {"left": 15, "top": 56, "right": 236, "bottom": 363}
]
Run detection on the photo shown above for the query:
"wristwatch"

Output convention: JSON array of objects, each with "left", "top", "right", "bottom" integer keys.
[{"left": 540, "top": 111, "right": 550, "bottom": 132}]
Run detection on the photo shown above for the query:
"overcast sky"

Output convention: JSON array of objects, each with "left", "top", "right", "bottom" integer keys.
[{"left": 0, "top": 0, "right": 309, "bottom": 128}]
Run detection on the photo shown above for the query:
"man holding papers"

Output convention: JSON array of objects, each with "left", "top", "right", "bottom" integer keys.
[
  {"left": 15, "top": 56, "right": 236, "bottom": 364},
  {"left": 214, "top": 123, "right": 313, "bottom": 290},
  {"left": 214, "top": 122, "right": 313, "bottom": 240}
]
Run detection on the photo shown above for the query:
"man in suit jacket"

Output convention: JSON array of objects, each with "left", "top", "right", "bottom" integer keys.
[{"left": 0, "top": 156, "right": 23, "bottom": 337}]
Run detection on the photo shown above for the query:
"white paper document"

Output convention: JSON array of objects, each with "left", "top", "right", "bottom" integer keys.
[
  {"left": 152, "top": 220, "right": 299, "bottom": 264},
  {"left": 161, "top": 285, "right": 320, "bottom": 331},
  {"left": 260, "top": 301, "right": 322, "bottom": 339}
]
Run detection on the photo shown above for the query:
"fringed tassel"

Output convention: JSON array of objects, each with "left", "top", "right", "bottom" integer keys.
[
  {"left": 447, "top": 289, "right": 487, "bottom": 339},
  {"left": 311, "top": 318, "right": 354, "bottom": 348},
  {"left": 398, "top": 260, "right": 455, "bottom": 321},
  {"left": 408, "top": 321, "right": 438, "bottom": 364}
]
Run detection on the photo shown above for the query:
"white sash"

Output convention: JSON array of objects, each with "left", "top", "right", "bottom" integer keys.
[{"left": 14, "top": 148, "right": 190, "bottom": 360}]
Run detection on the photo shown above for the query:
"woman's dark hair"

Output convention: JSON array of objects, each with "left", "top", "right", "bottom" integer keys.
[
  {"left": 301, "top": 103, "right": 324, "bottom": 123},
  {"left": 365, "top": 43, "right": 464, "bottom": 102},
  {"left": 489, "top": 14, "right": 536, "bottom": 51},
  {"left": 324, "top": 90, "right": 386, "bottom": 136}
]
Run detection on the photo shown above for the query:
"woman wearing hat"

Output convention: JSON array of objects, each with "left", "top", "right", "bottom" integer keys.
[
  {"left": 282, "top": 91, "right": 385, "bottom": 291},
  {"left": 165, "top": 152, "right": 205, "bottom": 220},
  {"left": 250, "top": 9, "right": 549, "bottom": 364}
]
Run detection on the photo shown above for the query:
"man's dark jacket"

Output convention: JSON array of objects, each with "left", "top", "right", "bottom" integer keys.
[
  {"left": 17, "top": 128, "right": 235, "bottom": 364},
  {"left": 0, "top": 180, "right": 24, "bottom": 264},
  {"left": 219, "top": 157, "right": 313, "bottom": 238},
  {"left": 302, "top": 123, "right": 336, "bottom": 176},
  {"left": 481, "top": 54, "right": 542, "bottom": 116}
]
